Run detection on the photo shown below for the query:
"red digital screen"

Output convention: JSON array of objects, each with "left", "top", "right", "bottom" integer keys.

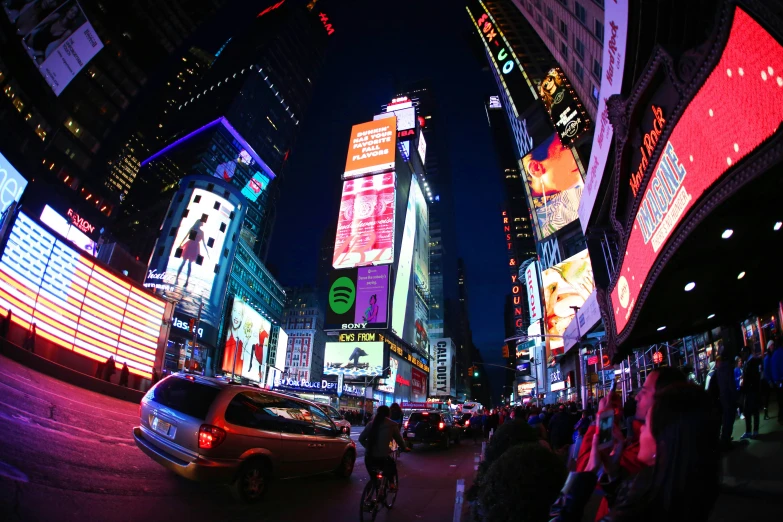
[
  {"left": 0, "top": 213, "right": 165, "bottom": 378},
  {"left": 611, "top": 8, "right": 783, "bottom": 334}
]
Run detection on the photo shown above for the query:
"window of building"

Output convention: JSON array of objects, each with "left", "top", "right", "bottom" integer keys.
[
  {"left": 559, "top": 19, "right": 568, "bottom": 38},
  {"left": 574, "top": 59, "right": 585, "bottom": 82},
  {"left": 593, "top": 0, "right": 605, "bottom": 7},
  {"left": 536, "top": 12, "right": 543, "bottom": 26},
  {"left": 546, "top": 25, "right": 555, "bottom": 42},
  {"left": 546, "top": 7, "right": 554, "bottom": 23},
  {"left": 560, "top": 41, "right": 568, "bottom": 60},
  {"left": 592, "top": 58, "right": 602, "bottom": 80},
  {"left": 574, "top": 2, "right": 586, "bottom": 24},
  {"left": 574, "top": 37, "right": 585, "bottom": 59},
  {"left": 556, "top": 0, "right": 567, "bottom": 6},
  {"left": 595, "top": 20, "right": 605, "bottom": 41},
  {"left": 591, "top": 84, "right": 599, "bottom": 103}
]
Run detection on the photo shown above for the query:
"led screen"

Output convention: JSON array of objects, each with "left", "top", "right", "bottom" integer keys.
[
  {"left": 611, "top": 7, "right": 783, "bottom": 334},
  {"left": 221, "top": 297, "right": 272, "bottom": 382},
  {"left": 430, "top": 338, "right": 454, "bottom": 397},
  {"left": 325, "top": 265, "right": 390, "bottom": 330},
  {"left": 343, "top": 118, "right": 396, "bottom": 179},
  {"left": 0, "top": 151, "right": 27, "bottom": 210},
  {"left": 266, "top": 328, "right": 288, "bottom": 387},
  {"left": 542, "top": 249, "right": 594, "bottom": 357},
  {"left": 391, "top": 184, "right": 417, "bottom": 338},
  {"left": 538, "top": 68, "right": 590, "bottom": 146},
  {"left": 0, "top": 212, "right": 165, "bottom": 378},
  {"left": 5, "top": 0, "right": 103, "bottom": 96},
  {"left": 144, "top": 188, "right": 234, "bottom": 326},
  {"left": 521, "top": 134, "right": 583, "bottom": 240},
  {"left": 411, "top": 367, "right": 427, "bottom": 400},
  {"left": 417, "top": 132, "right": 427, "bottom": 164},
  {"left": 376, "top": 355, "right": 398, "bottom": 393},
  {"left": 240, "top": 171, "right": 270, "bottom": 202},
  {"left": 323, "top": 341, "right": 385, "bottom": 377},
  {"left": 40, "top": 205, "right": 97, "bottom": 256},
  {"left": 412, "top": 178, "right": 429, "bottom": 296},
  {"left": 333, "top": 172, "right": 395, "bottom": 269}
]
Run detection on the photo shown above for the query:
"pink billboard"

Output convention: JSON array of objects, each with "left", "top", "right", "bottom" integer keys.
[{"left": 333, "top": 172, "right": 396, "bottom": 269}]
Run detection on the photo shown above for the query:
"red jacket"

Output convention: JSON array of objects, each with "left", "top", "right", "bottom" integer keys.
[{"left": 576, "top": 419, "right": 645, "bottom": 520}]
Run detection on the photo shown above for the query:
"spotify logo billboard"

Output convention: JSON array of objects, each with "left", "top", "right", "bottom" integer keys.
[{"left": 325, "top": 266, "right": 390, "bottom": 331}]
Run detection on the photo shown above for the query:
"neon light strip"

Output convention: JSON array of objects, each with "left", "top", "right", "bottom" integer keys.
[
  {"left": 139, "top": 117, "right": 277, "bottom": 180},
  {"left": 0, "top": 212, "right": 166, "bottom": 377}
]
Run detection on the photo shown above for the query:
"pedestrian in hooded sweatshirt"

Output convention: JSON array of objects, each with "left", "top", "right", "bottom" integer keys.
[
  {"left": 103, "top": 356, "right": 117, "bottom": 382},
  {"left": 119, "top": 362, "right": 130, "bottom": 387}
]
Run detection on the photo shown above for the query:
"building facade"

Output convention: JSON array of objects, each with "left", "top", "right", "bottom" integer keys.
[{"left": 282, "top": 286, "right": 327, "bottom": 383}]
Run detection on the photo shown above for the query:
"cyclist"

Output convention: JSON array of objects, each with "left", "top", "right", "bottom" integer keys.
[{"left": 359, "top": 405, "right": 408, "bottom": 489}]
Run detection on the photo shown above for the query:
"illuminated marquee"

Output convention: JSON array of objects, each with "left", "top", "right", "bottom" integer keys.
[
  {"left": 502, "top": 210, "right": 525, "bottom": 331},
  {"left": 0, "top": 213, "right": 165, "bottom": 379},
  {"left": 318, "top": 12, "right": 334, "bottom": 35},
  {"left": 610, "top": 7, "right": 783, "bottom": 334},
  {"left": 66, "top": 209, "right": 96, "bottom": 235}
]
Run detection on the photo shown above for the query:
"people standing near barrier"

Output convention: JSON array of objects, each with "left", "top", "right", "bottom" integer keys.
[
  {"left": 103, "top": 355, "right": 117, "bottom": 382},
  {"left": 0, "top": 309, "right": 12, "bottom": 339},
  {"left": 119, "top": 362, "right": 130, "bottom": 387},
  {"left": 741, "top": 346, "right": 763, "bottom": 439}
]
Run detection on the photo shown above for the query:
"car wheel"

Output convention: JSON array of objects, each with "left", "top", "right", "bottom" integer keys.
[
  {"left": 232, "top": 460, "right": 270, "bottom": 503},
  {"left": 334, "top": 450, "right": 355, "bottom": 478}
]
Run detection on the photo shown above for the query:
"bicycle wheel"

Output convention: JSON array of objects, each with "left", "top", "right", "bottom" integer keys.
[
  {"left": 359, "top": 480, "right": 379, "bottom": 521},
  {"left": 384, "top": 474, "right": 398, "bottom": 509}
]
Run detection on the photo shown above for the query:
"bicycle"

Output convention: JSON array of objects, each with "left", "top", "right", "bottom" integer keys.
[
  {"left": 389, "top": 440, "right": 401, "bottom": 462},
  {"left": 359, "top": 460, "right": 399, "bottom": 521}
]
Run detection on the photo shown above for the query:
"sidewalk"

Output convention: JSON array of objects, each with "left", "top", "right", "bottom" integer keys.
[{"left": 720, "top": 402, "right": 783, "bottom": 496}]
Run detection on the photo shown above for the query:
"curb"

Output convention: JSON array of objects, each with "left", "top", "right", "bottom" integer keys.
[{"left": 0, "top": 339, "right": 144, "bottom": 404}]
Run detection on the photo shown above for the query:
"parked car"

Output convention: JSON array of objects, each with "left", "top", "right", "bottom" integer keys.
[
  {"left": 133, "top": 374, "right": 356, "bottom": 502},
  {"left": 320, "top": 404, "right": 352, "bottom": 434},
  {"left": 402, "top": 410, "right": 461, "bottom": 449}
]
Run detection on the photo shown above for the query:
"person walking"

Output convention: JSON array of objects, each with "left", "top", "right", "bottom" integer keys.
[
  {"left": 734, "top": 356, "right": 744, "bottom": 419},
  {"left": 119, "top": 362, "right": 130, "bottom": 387},
  {"left": 103, "top": 355, "right": 117, "bottom": 382},
  {"left": 740, "top": 346, "right": 763, "bottom": 439},
  {"left": 769, "top": 338, "right": 783, "bottom": 424},
  {"left": 762, "top": 341, "right": 775, "bottom": 420}
]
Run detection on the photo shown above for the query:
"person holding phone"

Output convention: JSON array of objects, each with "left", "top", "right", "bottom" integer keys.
[{"left": 549, "top": 383, "right": 719, "bottom": 521}]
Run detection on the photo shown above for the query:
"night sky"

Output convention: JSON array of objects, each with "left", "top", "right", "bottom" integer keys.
[{"left": 210, "top": 0, "right": 513, "bottom": 400}]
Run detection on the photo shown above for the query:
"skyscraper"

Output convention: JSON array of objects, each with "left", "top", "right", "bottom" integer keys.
[
  {"left": 282, "top": 286, "right": 327, "bottom": 383},
  {"left": 118, "top": 1, "right": 330, "bottom": 261}
]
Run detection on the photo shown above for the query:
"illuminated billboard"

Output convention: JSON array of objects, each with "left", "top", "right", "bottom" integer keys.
[
  {"left": 240, "top": 171, "right": 271, "bottom": 202},
  {"left": 266, "top": 328, "right": 288, "bottom": 387},
  {"left": 343, "top": 118, "right": 396, "bottom": 179},
  {"left": 610, "top": 7, "right": 783, "bottom": 335},
  {"left": 220, "top": 297, "right": 271, "bottom": 382},
  {"left": 538, "top": 68, "right": 590, "bottom": 146},
  {"left": 143, "top": 176, "right": 245, "bottom": 334},
  {"left": 430, "top": 338, "right": 454, "bottom": 397},
  {"left": 376, "top": 355, "right": 398, "bottom": 393},
  {"left": 325, "top": 265, "right": 390, "bottom": 330},
  {"left": 0, "top": 151, "right": 27, "bottom": 210},
  {"left": 332, "top": 172, "right": 395, "bottom": 269},
  {"left": 0, "top": 212, "right": 165, "bottom": 378},
  {"left": 323, "top": 341, "right": 385, "bottom": 377},
  {"left": 521, "top": 134, "right": 583, "bottom": 240},
  {"left": 391, "top": 183, "right": 417, "bottom": 339},
  {"left": 542, "top": 249, "right": 594, "bottom": 356},
  {"left": 40, "top": 205, "right": 97, "bottom": 256},
  {"left": 417, "top": 132, "right": 427, "bottom": 164},
  {"left": 5, "top": 0, "right": 103, "bottom": 96},
  {"left": 524, "top": 261, "right": 542, "bottom": 324},
  {"left": 413, "top": 178, "right": 429, "bottom": 294}
]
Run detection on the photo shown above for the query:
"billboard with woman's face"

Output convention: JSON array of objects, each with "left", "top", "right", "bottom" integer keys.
[
  {"left": 221, "top": 297, "right": 272, "bottom": 382},
  {"left": 521, "top": 133, "right": 583, "bottom": 240}
]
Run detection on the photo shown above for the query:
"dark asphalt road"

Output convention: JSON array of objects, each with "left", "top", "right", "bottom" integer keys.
[{"left": 0, "top": 354, "right": 475, "bottom": 522}]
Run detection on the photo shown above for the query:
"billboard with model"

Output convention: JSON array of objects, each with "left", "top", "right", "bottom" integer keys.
[
  {"left": 333, "top": 172, "right": 396, "bottom": 269},
  {"left": 521, "top": 133, "right": 583, "bottom": 240},
  {"left": 5, "top": 0, "right": 104, "bottom": 96},
  {"left": 323, "top": 341, "right": 385, "bottom": 378},
  {"left": 325, "top": 265, "right": 390, "bottom": 330},
  {"left": 538, "top": 67, "right": 590, "bottom": 146},
  {"left": 220, "top": 297, "right": 272, "bottom": 383},
  {"left": 542, "top": 249, "right": 594, "bottom": 357}
]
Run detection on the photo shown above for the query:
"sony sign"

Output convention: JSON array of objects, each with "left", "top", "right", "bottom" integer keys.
[
  {"left": 341, "top": 322, "right": 367, "bottom": 330},
  {"left": 429, "top": 338, "right": 453, "bottom": 397},
  {"left": 0, "top": 152, "right": 28, "bottom": 210}
]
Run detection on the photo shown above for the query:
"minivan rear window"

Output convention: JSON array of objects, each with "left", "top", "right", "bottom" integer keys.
[
  {"left": 150, "top": 377, "right": 221, "bottom": 420},
  {"left": 409, "top": 412, "right": 441, "bottom": 423}
]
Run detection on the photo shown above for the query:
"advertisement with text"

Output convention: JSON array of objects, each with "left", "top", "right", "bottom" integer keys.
[
  {"left": 221, "top": 297, "right": 272, "bottom": 382},
  {"left": 522, "top": 134, "right": 583, "bottom": 240},
  {"left": 333, "top": 172, "right": 396, "bottom": 269},
  {"left": 410, "top": 367, "right": 427, "bottom": 401},
  {"left": 376, "top": 355, "right": 398, "bottom": 393},
  {"left": 429, "top": 338, "right": 454, "bottom": 397},
  {"left": 343, "top": 118, "right": 396, "bottom": 179},
  {"left": 323, "top": 341, "right": 385, "bottom": 378},
  {"left": 538, "top": 68, "right": 590, "bottom": 146},
  {"left": 5, "top": 0, "right": 104, "bottom": 96},
  {"left": 0, "top": 152, "right": 28, "bottom": 211},
  {"left": 325, "top": 265, "right": 390, "bottom": 330},
  {"left": 391, "top": 183, "right": 417, "bottom": 338},
  {"left": 542, "top": 249, "right": 594, "bottom": 358}
]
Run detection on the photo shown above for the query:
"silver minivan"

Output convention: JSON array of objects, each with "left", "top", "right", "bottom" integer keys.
[{"left": 133, "top": 374, "right": 356, "bottom": 502}]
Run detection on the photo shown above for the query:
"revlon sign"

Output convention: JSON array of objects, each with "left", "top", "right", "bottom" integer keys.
[{"left": 524, "top": 261, "right": 542, "bottom": 323}]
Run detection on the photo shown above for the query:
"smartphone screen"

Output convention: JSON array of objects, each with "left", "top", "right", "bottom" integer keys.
[{"left": 598, "top": 410, "right": 614, "bottom": 445}]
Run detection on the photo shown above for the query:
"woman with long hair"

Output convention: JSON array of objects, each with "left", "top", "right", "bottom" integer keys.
[{"left": 550, "top": 383, "right": 719, "bottom": 521}]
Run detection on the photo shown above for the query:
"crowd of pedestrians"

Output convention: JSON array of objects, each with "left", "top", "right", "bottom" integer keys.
[{"left": 467, "top": 340, "right": 783, "bottom": 522}]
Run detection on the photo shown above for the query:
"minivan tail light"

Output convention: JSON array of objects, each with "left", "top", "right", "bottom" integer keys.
[
  {"left": 404, "top": 420, "right": 409, "bottom": 429},
  {"left": 199, "top": 424, "right": 226, "bottom": 449},
  {"left": 438, "top": 422, "right": 445, "bottom": 430},
  {"left": 465, "top": 419, "right": 470, "bottom": 427}
]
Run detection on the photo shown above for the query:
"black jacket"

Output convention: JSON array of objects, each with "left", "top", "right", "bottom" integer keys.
[{"left": 549, "top": 469, "right": 655, "bottom": 522}]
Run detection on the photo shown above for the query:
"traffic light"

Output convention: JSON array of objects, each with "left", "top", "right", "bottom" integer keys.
[{"left": 473, "top": 368, "right": 479, "bottom": 378}]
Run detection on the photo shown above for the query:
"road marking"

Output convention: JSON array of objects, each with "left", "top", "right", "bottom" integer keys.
[{"left": 453, "top": 478, "right": 465, "bottom": 522}]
